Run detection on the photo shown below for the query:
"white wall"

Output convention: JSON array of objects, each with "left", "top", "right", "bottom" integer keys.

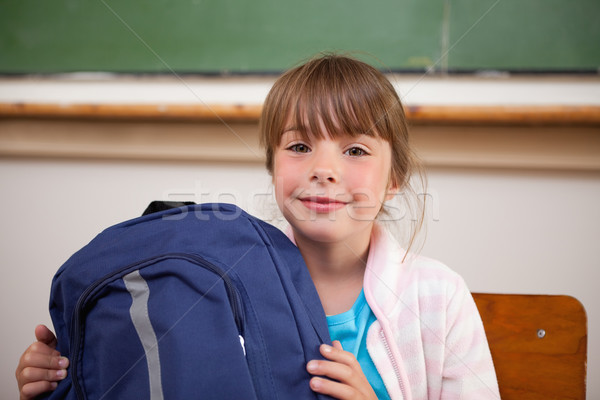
[{"left": 1, "top": 157, "right": 598, "bottom": 398}]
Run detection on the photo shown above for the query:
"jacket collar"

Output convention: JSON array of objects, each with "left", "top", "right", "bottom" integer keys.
[{"left": 363, "top": 224, "right": 410, "bottom": 317}]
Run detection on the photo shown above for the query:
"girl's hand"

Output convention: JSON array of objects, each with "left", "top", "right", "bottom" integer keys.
[
  {"left": 16, "top": 325, "right": 69, "bottom": 400},
  {"left": 306, "top": 341, "right": 377, "bottom": 400}
]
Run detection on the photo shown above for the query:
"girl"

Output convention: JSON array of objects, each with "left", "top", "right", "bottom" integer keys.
[{"left": 16, "top": 54, "right": 499, "bottom": 399}]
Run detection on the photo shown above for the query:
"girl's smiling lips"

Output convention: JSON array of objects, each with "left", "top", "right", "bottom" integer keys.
[{"left": 299, "top": 196, "right": 348, "bottom": 213}]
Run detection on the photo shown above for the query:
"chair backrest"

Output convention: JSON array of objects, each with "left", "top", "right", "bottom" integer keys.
[{"left": 472, "top": 293, "right": 587, "bottom": 400}]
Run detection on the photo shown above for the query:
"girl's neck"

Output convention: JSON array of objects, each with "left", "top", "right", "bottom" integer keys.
[{"left": 293, "top": 228, "right": 372, "bottom": 315}]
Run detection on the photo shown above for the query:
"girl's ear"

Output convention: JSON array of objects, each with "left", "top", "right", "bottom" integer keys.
[{"left": 384, "top": 178, "right": 400, "bottom": 202}]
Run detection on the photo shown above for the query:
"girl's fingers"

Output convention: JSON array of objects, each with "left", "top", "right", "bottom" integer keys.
[
  {"left": 307, "top": 342, "right": 377, "bottom": 400},
  {"left": 20, "top": 366, "right": 67, "bottom": 384},
  {"left": 20, "top": 381, "right": 58, "bottom": 400},
  {"left": 17, "top": 327, "right": 67, "bottom": 400},
  {"left": 332, "top": 340, "right": 344, "bottom": 350},
  {"left": 17, "top": 347, "right": 69, "bottom": 389},
  {"left": 308, "top": 343, "right": 369, "bottom": 388},
  {"left": 34, "top": 325, "right": 58, "bottom": 348},
  {"left": 21, "top": 349, "right": 68, "bottom": 370},
  {"left": 307, "top": 359, "right": 354, "bottom": 383},
  {"left": 26, "top": 341, "right": 61, "bottom": 358},
  {"left": 319, "top": 343, "right": 360, "bottom": 368},
  {"left": 310, "top": 376, "right": 356, "bottom": 400}
]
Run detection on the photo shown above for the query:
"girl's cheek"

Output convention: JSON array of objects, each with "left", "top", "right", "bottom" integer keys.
[{"left": 272, "top": 173, "right": 292, "bottom": 207}]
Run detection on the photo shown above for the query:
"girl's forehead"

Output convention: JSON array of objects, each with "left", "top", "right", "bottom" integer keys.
[{"left": 282, "top": 108, "right": 379, "bottom": 138}]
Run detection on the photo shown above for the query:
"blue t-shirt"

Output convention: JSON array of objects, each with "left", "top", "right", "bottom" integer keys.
[{"left": 326, "top": 290, "right": 391, "bottom": 400}]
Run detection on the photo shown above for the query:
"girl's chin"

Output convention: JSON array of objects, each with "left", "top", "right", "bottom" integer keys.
[{"left": 288, "top": 219, "right": 374, "bottom": 245}]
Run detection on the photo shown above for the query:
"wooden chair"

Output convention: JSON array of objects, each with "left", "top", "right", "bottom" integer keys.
[{"left": 472, "top": 293, "right": 587, "bottom": 399}]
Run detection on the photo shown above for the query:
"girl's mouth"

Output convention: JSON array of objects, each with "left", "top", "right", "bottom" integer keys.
[{"left": 299, "top": 196, "right": 347, "bottom": 213}]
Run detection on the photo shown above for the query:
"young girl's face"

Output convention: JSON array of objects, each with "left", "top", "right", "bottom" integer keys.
[{"left": 273, "top": 117, "right": 397, "bottom": 246}]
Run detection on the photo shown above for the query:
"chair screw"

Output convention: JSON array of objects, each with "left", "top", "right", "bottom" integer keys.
[{"left": 537, "top": 329, "right": 546, "bottom": 338}]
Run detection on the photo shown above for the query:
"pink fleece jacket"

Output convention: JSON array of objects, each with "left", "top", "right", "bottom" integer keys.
[{"left": 363, "top": 225, "right": 500, "bottom": 399}]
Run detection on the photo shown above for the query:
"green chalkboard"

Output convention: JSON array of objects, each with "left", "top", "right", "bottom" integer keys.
[
  {"left": 1, "top": 0, "right": 598, "bottom": 74},
  {"left": 447, "top": 0, "right": 600, "bottom": 71}
]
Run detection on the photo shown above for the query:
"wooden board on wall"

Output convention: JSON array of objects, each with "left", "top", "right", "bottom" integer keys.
[{"left": 1, "top": 0, "right": 599, "bottom": 74}]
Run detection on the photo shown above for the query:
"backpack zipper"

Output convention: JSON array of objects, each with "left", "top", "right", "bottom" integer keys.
[{"left": 69, "top": 253, "right": 244, "bottom": 400}]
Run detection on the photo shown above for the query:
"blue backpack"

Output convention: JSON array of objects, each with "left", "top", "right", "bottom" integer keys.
[{"left": 44, "top": 203, "right": 332, "bottom": 400}]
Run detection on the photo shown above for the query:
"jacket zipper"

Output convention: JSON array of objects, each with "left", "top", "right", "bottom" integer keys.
[
  {"left": 380, "top": 329, "right": 407, "bottom": 400},
  {"left": 69, "top": 253, "right": 244, "bottom": 400}
]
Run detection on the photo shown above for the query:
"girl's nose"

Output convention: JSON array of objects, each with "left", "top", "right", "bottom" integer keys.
[
  {"left": 311, "top": 167, "right": 337, "bottom": 184},
  {"left": 310, "top": 148, "right": 339, "bottom": 184}
]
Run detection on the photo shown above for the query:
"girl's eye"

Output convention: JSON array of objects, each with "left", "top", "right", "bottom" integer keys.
[
  {"left": 288, "top": 143, "right": 311, "bottom": 153},
  {"left": 345, "top": 147, "right": 368, "bottom": 157}
]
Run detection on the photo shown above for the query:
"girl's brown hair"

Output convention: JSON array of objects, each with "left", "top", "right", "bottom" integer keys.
[{"left": 259, "top": 53, "right": 426, "bottom": 252}]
